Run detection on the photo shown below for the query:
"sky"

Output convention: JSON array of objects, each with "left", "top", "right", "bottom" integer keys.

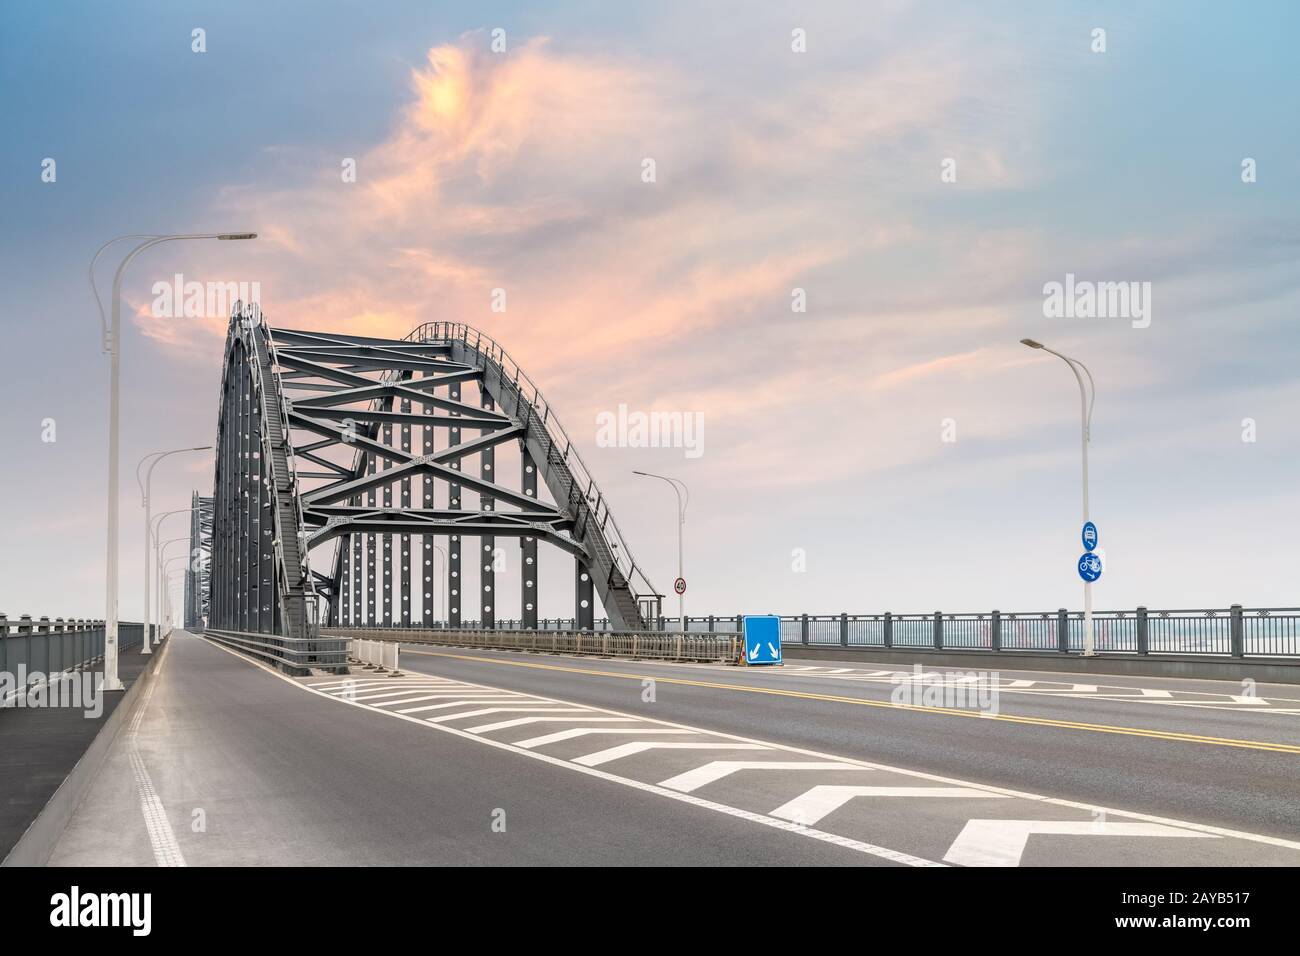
[{"left": 1, "top": 1, "right": 1298, "bottom": 623}]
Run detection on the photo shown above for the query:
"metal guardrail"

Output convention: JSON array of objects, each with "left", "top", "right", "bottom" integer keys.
[
  {"left": 326, "top": 626, "right": 740, "bottom": 664},
  {"left": 0, "top": 615, "right": 144, "bottom": 688},
  {"left": 205, "top": 628, "right": 349, "bottom": 675},
  {"left": 350, "top": 605, "right": 1300, "bottom": 659}
]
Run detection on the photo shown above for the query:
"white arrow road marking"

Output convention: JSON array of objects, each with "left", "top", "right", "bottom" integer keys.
[
  {"left": 427, "top": 706, "right": 589, "bottom": 723},
  {"left": 944, "top": 820, "right": 1216, "bottom": 867},
  {"left": 770, "top": 786, "right": 1009, "bottom": 826},
  {"left": 750, "top": 644, "right": 760, "bottom": 658},
  {"left": 397, "top": 697, "right": 532, "bottom": 714},
  {"left": 661, "top": 761, "right": 868, "bottom": 793},
  {"left": 769, "top": 643, "right": 781, "bottom": 658},
  {"left": 470, "top": 716, "right": 640, "bottom": 735},
  {"left": 575, "top": 742, "right": 767, "bottom": 767},
  {"left": 513, "top": 727, "right": 697, "bottom": 748}
]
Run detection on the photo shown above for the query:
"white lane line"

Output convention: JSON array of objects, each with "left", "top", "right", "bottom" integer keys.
[
  {"left": 661, "top": 761, "right": 869, "bottom": 794},
  {"left": 574, "top": 742, "right": 767, "bottom": 768},
  {"left": 397, "top": 698, "right": 526, "bottom": 714},
  {"left": 469, "top": 716, "right": 641, "bottom": 735},
  {"left": 770, "top": 785, "right": 1009, "bottom": 826},
  {"left": 944, "top": 820, "right": 1215, "bottom": 867},
  {"left": 513, "top": 727, "right": 696, "bottom": 748},
  {"left": 125, "top": 641, "right": 187, "bottom": 867},
  {"left": 427, "top": 706, "right": 589, "bottom": 723},
  {"left": 1139, "top": 689, "right": 1173, "bottom": 698}
]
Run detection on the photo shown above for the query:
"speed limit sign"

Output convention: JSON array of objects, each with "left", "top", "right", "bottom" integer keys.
[{"left": 674, "top": 577, "right": 686, "bottom": 595}]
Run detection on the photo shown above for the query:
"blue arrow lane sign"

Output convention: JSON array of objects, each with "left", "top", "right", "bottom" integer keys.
[
  {"left": 1078, "top": 552, "right": 1103, "bottom": 582},
  {"left": 1081, "top": 521, "right": 1099, "bottom": 552},
  {"left": 743, "top": 615, "right": 782, "bottom": 665}
]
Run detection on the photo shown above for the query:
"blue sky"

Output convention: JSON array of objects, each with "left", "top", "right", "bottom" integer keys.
[{"left": 2, "top": 1, "right": 1298, "bottom": 621}]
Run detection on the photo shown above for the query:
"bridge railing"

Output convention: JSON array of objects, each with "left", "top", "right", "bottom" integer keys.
[
  {"left": 205, "top": 628, "right": 349, "bottom": 676},
  {"left": 324, "top": 626, "right": 740, "bottom": 664},
  {"left": 351, "top": 605, "right": 1300, "bottom": 659},
  {"left": 1, "top": 615, "right": 145, "bottom": 698}
]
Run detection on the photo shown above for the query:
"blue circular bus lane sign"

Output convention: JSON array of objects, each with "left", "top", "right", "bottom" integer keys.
[
  {"left": 1078, "top": 551, "right": 1103, "bottom": 582},
  {"left": 1081, "top": 521, "right": 1099, "bottom": 552}
]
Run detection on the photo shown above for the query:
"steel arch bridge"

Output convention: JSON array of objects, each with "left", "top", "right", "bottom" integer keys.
[{"left": 205, "top": 304, "right": 661, "bottom": 661}]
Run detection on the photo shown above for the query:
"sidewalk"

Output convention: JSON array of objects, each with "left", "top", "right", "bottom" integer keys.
[{"left": 0, "top": 645, "right": 154, "bottom": 860}]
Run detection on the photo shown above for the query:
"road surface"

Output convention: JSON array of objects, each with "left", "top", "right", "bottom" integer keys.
[{"left": 49, "top": 632, "right": 1300, "bottom": 866}]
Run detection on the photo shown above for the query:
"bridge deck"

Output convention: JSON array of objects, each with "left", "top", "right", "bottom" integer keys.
[{"left": 47, "top": 632, "right": 1300, "bottom": 866}]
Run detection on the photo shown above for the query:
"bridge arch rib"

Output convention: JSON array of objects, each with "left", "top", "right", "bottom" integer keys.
[{"left": 209, "top": 306, "right": 661, "bottom": 657}]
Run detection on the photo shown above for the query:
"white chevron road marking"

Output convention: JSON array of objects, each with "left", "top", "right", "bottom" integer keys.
[
  {"left": 944, "top": 820, "right": 1216, "bottom": 867},
  {"left": 469, "top": 716, "right": 641, "bottom": 735},
  {"left": 426, "top": 706, "right": 589, "bottom": 723},
  {"left": 660, "top": 761, "right": 868, "bottom": 793},
  {"left": 397, "top": 697, "right": 528, "bottom": 714},
  {"left": 574, "top": 742, "right": 767, "bottom": 767},
  {"left": 512, "top": 727, "right": 697, "bottom": 748},
  {"left": 770, "top": 785, "right": 1009, "bottom": 826}
]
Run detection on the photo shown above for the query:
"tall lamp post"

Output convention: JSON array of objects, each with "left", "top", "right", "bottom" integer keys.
[
  {"left": 151, "top": 509, "right": 197, "bottom": 634},
  {"left": 138, "top": 447, "right": 211, "bottom": 653},
  {"left": 156, "top": 536, "right": 190, "bottom": 644},
  {"left": 1020, "top": 338, "right": 1098, "bottom": 656},
  {"left": 93, "top": 232, "right": 255, "bottom": 689},
  {"left": 162, "top": 561, "right": 187, "bottom": 635},
  {"left": 632, "top": 471, "right": 689, "bottom": 631}
]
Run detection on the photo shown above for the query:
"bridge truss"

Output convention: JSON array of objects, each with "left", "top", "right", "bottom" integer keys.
[
  {"left": 208, "top": 306, "right": 660, "bottom": 654},
  {"left": 183, "top": 491, "right": 213, "bottom": 631}
]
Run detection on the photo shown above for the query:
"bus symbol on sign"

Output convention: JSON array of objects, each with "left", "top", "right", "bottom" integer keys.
[
  {"left": 674, "top": 577, "right": 686, "bottom": 595},
  {"left": 1082, "top": 521, "right": 1099, "bottom": 552}
]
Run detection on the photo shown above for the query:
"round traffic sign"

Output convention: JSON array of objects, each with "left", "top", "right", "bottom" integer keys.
[
  {"left": 1081, "top": 521, "right": 1099, "bottom": 552},
  {"left": 1077, "top": 552, "right": 1102, "bottom": 582},
  {"left": 674, "top": 577, "right": 686, "bottom": 595}
]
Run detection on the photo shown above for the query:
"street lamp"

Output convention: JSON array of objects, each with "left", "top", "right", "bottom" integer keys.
[
  {"left": 151, "top": 509, "right": 197, "bottom": 637},
  {"left": 1020, "top": 338, "right": 1098, "bottom": 656},
  {"left": 161, "top": 563, "right": 187, "bottom": 637},
  {"left": 137, "top": 448, "right": 211, "bottom": 653},
  {"left": 156, "top": 536, "right": 190, "bottom": 645},
  {"left": 93, "top": 232, "right": 255, "bottom": 689},
  {"left": 632, "top": 471, "right": 689, "bottom": 631}
]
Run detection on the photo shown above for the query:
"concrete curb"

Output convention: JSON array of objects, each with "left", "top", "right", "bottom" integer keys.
[
  {"left": 782, "top": 645, "right": 1300, "bottom": 684},
  {"left": 1, "top": 639, "right": 167, "bottom": 867}
]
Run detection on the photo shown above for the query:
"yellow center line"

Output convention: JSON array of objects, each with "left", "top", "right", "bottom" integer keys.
[{"left": 403, "top": 649, "right": 1300, "bottom": 755}]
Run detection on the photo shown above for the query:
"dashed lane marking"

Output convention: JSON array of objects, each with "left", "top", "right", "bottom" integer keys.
[
  {"left": 199, "top": 636, "right": 1300, "bottom": 866},
  {"left": 403, "top": 649, "right": 1300, "bottom": 754}
]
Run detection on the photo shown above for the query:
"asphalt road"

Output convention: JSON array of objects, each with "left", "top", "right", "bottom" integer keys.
[{"left": 48, "top": 632, "right": 1300, "bottom": 866}]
